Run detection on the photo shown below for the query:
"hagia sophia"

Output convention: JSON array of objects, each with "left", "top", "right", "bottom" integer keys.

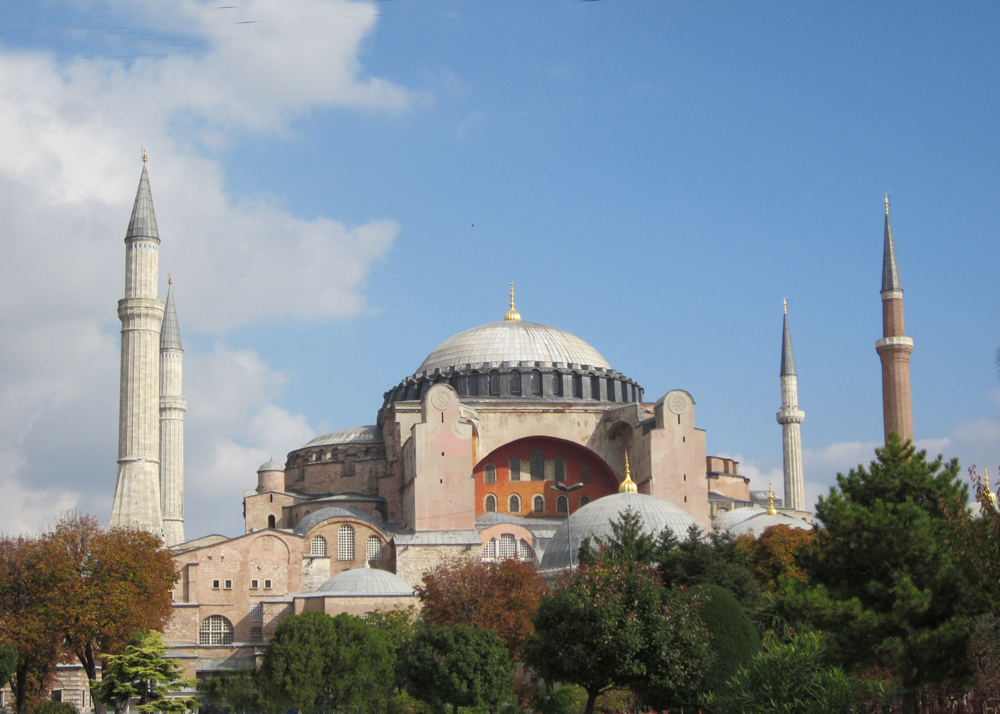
[{"left": 104, "top": 161, "right": 912, "bottom": 679}]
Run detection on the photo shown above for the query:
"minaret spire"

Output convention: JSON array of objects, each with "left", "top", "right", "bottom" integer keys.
[
  {"left": 159, "top": 281, "right": 186, "bottom": 545},
  {"left": 876, "top": 197, "right": 914, "bottom": 444},
  {"left": 111, "top": 159, "right": 165, "bottom": 535},
  {"left": 776, "top": 299, "right": 806, "bottom": 512}
]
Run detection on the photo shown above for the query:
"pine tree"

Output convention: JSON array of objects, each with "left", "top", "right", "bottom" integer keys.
[{"left": 92, "top": 632, "right": 197, "bottom": 714}]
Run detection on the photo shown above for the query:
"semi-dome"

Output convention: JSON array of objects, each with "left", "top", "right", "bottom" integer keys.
[
  {"left": 712, "top": 505, "right": 767, "bottom": 531},
  {"left": 539, "top": 492, "right": 700, "bottom": 572},
  {"left": 727, "top": 512, "right": 813, "bottom": 539},
  {"left": 293, "top": 506, "right": 384, "bottom": 535},
  {"left": 315, "top": 565, "right": 416, "bottom": 597},
  {"left": 418, "top": 321, "right": 611, "bottom": 374},
  {"left": 303, "top": 425, "right": 384, "bottom": 448}
]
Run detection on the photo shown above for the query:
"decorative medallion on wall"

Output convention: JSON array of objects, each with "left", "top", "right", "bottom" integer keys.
[
  {"left": 667, "top": 392, "right": 689, "bottom": 415},
  {"left": 431, "top": 390, "right": 452, "bottom": 411}
]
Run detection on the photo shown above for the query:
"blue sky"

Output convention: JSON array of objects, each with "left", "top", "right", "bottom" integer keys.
[{"left": 1, "top": 0, "right": 998, "bottom": 537}]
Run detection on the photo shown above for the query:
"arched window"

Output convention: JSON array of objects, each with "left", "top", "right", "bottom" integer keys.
[
  {"left": 552, "top": 371, "right": 563, "bottom": 396},
  {"left": 338, "top": 525, "right": 355, "bottom": 561},
  {"left": 468, "top": 372, "right": 480, "bottom": 397},
  {"left": 530, "top": 448, "right": 544, "bottom": 482},
  {"left": 581, "top": 465, "right": 590, "bottom": 483},
  {"left": 199, "top": 615, "right": 233, "bottom": 646},
  {"left": 498, "top": 534, "right": 517, "bottom": 560},
  {"left": 310, "top": 535, "right": 327, "bottom": 556},
  {"left": 485, "top": 494, "right": 497, "bottom": 512},
  {"left": 509, "top": 494, "right": 521, "bottom": 513},
  {"left": 557, "top": 496, "right": 569, "bottom": 514},
  {"left": 482, "top": 538, "right": 497, "bottom": 561},
  {"left": 554, "top": 456, "right": 565, "bottom": 482},
  {"left": 366, "top": 536, "right": 382, "bottom": 561},
  {"left": 510, "top": 370, "right": 521, "bottom": 396},
  {"left": 509, "top": 456, "right": 521, "bottom": 481},
  {"left": 267, "top": 515, "right": 275, "bottom": 528},
  {"left": 572, "top": 372, "right": 582, "bottom": 398},
  {"left": 591, "top": 375, "right": 601, "bottom": 400},
  {"left": 533, "top": 495, "right": 545, "bottom": 513},
  {"left": 484, "top": 464, "right": 497, "bottom": 484},
  {"left": 530, "top": 370, "right": 542, "bottom": 395},
  {"left": 580, "top": 496, "right": 591, "bottom": 507},
  {"left": 344, "top": 460, "right": 355, "bottom": 477},
  {"left": 519, "top": 539, "right": 533, "bottom": 561},
  {"left": 489, "top": 370, "right": 500, "bottom": 396},
  {"left": 606, "top": 378, "right": 616, "bottom": 402}
]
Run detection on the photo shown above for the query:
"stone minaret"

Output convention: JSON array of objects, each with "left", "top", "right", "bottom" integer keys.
[
  {"left": 110, "top": 157, "right": 164, "bottom": 535},
  {"left": 159, "top": 279, "right": 186, "bottom": 545},
  {"left": 776, "top": 299, "right": 805, "bottom": 512},
  {"left": 875, "top": 195, "right": 914, "bottom": 444}
]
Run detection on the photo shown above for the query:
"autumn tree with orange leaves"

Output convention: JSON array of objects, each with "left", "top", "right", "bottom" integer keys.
[
  {"left": 415, "top": 558, "right": 546, "bottom": 660},
  {"left": 736, "top": 523, "right": 817, "bottom": 594}
]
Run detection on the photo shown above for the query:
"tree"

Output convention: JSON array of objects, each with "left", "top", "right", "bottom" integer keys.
[
  {"left": 708, "top": 632, "right": 897, "bottom": 714},
  {"left": 92, "top": 631, "right": 197, "bottom": 714},
  {"left": 695, "top": 583, "right": 760, "bottom": 694},
  {"left": 524, "top": 558, "right": 710, "bottom": 714},
  {"left": 736, "top": 524, "right": 817, "bottom": 594},
  {"left": 402, "top": 623, "right": 513, "bottom": 714},
  {"left": 0, "top": 644, "right": 17, "bottom": 694},
  {"left": 577, "top": 507, "right": 657, "bottom": 566},
  {"left": 783, "top": 435, "right": 972, "bottom": 714},
  {"left": 0, "top": 534, "right": 66, "bottom": 714},
  {"left": 201, "top": 672, "right": 258, "bottom": 714},
  {"left": 415, "top": 558, "right": 546, "bottom": 660},
  {"left": 47, "top": 513, "right": 178, "bottom": 688},
  {"left": 256, "top": 611, "right": 393, "bottom": 714}
]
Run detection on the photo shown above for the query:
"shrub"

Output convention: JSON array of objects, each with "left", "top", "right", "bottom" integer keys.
[
  {"left": 32, "top": 702, "right": 79, "bottom": 714},
  {"left": 542, "top": 685, "right": 587, "bottom": 714},
  {"left": 697, "top": 583, "right": 761, "bottom": 694}
]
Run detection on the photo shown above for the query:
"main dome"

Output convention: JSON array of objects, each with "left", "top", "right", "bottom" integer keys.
[{"left": 417, "top": 321, "right": 610, "bottom": 374}]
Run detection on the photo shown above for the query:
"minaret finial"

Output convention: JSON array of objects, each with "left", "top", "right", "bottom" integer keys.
[
  {"left": 885, "top": 193, "right": 889, "bottom": 215},
  {"left": 142, "top": 146, "right": 148, "bottom": 165},
  {"left": 503, "top": 281, "right": 521, "bottom": 321},
  {"left": 783, "top": 297, "right": 787, "bottom": 315},
  {"left": 619, "top": 453, "right": 638, "bottom": 493},
  {"left": 168, "top": 273, "right": 172, "bottom": 287},
  {"left": 986, "top": 465, "right": 997, "bottom": 504},
  {"left": 767, "top": 481, "right": 778, "bottom": 515}
]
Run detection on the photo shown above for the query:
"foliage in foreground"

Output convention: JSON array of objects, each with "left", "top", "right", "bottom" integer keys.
[
  {"left": 92, "top": 631, "right": 197, "bottom": 714},
  {"left": 696, "top": 583, "right": 761, "bottom": 695}
]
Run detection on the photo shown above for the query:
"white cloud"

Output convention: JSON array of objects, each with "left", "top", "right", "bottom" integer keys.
[
  {"left": 0, "top": 0, "right": 410, "bottom": 536},
  {"left": 457, "top": 111, "right": 485, "bottom": 141}
]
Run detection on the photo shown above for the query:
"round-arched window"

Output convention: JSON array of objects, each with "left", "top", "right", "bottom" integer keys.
[
  {"left": 485, "top": 494, "right": 497, "bottom": 513},
  {"left": 366, "top": 536, "right": 383, "bottom": 561},
  {"left": 556, "top": 496, "right": 568, "bottom": 514},
  {"left": 310, "top": 535, "right": 327, "bottom": 556},
  {"left": 533, "top": 495, "right": 545, "bottom": 513},
  {"left": 510, "top": 370, "right": 521, "bottom": 396},
  {"left": 338, "top": 525, "right": 355, "bottom": 561},
  {"left": 509, "top": 494, "right": 521, "bottom": 513},
  {"left": 484, "top": 464, "right": 497, "bottom": 484},
  {"left": 199, "top": 615, "right": 233, "bottom": 646}
]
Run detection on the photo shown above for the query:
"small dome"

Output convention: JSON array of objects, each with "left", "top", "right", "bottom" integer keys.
[
  {"left": 257, "top": 459, "right": 284, "bottom": 473},
  {"left": 293, "top": 507, "right": 384, "bottom": 536},
  {"left": 727, "top": 513, "right": 813, "bottom": 539},
  {"left": 539, "top": 492, "right": 700, "bottom": 572},
  {"left": 417, "top": 321, "right": 610, "bottom": 374},
  {"left": 712, "top": 505, "right": 766, "bottom": 531},
  {"left": 303, "top": 425, "right": 384, "bottom": 448},
  {"left": 316, "top": 566, "right": 416, "bottom": 597}
]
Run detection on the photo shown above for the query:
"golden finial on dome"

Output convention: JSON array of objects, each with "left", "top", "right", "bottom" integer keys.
[
  {"left": 503, "top": 281, "right": 521, "bottom": 321},
  {"left": 767, "top": 482, "right": 778, "bottom": 516},
  {"left": 619, "top": 453, "right": 638, "bottom": 493},
  {"left": 985, "top": 465, "right": 997, "bottom": 504}
]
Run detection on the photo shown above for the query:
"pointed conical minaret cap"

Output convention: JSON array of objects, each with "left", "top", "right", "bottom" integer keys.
[
  {"left": 882, "top": 194, "right": 902, "bottom": 292},
  {"left": 126, "top": 152, "right": 159, "bottom": 241},
  {"left": 985, "top": 465, "right": 997, "bottom": 504},
  {"left": 619, "top": 453, "right": 638, "bottom": 493},
  {"left": 767, "top": 482, "right": 778, "bottom": 515},
  {"left": 781, "top": 298, "right": 796, "bottom": 377},
  {"left": 161, "top": 280, "right": 182, "bottom": 350},
  {"left": 503, "top": 282, "right": 521, "bottom": 321}
]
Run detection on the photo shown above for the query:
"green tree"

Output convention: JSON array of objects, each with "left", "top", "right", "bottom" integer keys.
[
  {"left": 201, "top": 672, "right": 258, "bottom": 714},
  {"left": 402, "top": 623, "right": 513, "bottom": 714},
  {"left": 256, "top": 611, "right": 392, "bottom": 714},
  {"left": 695, "top": 583, "right": 761, "bottom": 694},
  {"left": 0, "top": 644, "right": 17, "bottom": 695},
  {"left": 92, "top": 631, "right": 197, "bottom": 714},
  {"left": 524, "top": 559, "right": 710, "bottom": 714},
  {"left": 708, "top": 632, "right": 897, "bottom": 714},
  {"left": 783, "top": 435, "right": 971, "bottom": 713},
  {"left": 577, "top": 508, "right": 657, "bottom": 566}
]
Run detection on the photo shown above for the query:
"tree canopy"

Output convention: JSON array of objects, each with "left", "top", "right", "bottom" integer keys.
[
  {"left": 736, "top": 524, "right": 817, "bottom": 594},
  {"left": 415, "top": 557, "right": 546, "bottom": 660},
  {"left": 92, "top": 631, "right": 197, "bottom": 714}
]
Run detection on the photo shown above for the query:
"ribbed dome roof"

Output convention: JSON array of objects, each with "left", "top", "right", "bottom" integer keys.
[
  {"left": 257, "top": 459, "right": 284, "bottom": 473},
  {"left": 539, "top": 492, "right": 699, "bottom": 572},
  {"left": 712, "top": 506, "right": 767, "bottom": 531},
  {"left": 316, "top": 565, "right": 415, "bottom": 597},
  {"left": 417, "top": 321, "right": 610, "bottom": 374},
  {"left": 303, "top": 425, "right": 384, "bottom": 448},
  {"left": 727, "top": 513, "right": 813, "bottom": 539},
  {"left": 293, "top": 507, "right": 383, "bottom": 535}
]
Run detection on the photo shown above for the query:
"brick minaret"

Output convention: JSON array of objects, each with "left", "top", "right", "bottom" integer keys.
[
  {"left": 776, "top": 299, "right": 805, "bottom": 512},
  {"left": 110, "top": 156, "right": 164, "bottom": 534},
  {"left": 159, "top": 279, "right": 186, "bottom": 545},
  {"left": 875, "top": 195, "right": 914, "bottom": 444}
]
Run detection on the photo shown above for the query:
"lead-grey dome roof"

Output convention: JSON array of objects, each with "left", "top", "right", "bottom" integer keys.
[
  {"left": 315, "top": 566, "right": 415, "bottom": 597},
  {"left": 418, "top": 321, "right": 610, "bottom": 374},
  {"left": 539, "top": 492, "right": 700, "bottom": 572},
  {"left": 257, "top": 459, "right": 284, "bottom": 473},
  {"left": 712, "top": 506, "right": 767, "bottom": 531},
  {"left": 727, "top": 513, "right": 813, "bottom": 539},
  {"left": 303, "top": 425, "right": 384, "bottom": 448}
]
